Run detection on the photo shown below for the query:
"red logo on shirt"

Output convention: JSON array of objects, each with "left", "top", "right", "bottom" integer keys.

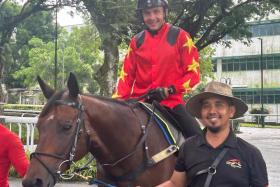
[{"left": 226, "top": 159, "right": 242, "bottom": 168}]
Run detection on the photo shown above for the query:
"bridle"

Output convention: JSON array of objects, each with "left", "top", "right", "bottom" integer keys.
[
  {"left": 30, "top": 96, "right": 85, "bottom": 184},
  {"left": 30, "top": 95, "right": 157, "bottom": 184}
]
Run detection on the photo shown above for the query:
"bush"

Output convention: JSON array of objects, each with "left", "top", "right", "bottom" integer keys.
[
  {"left": 3, "top": 104, "right": 43, "bottom": 111},
  {"left": 250, "top": 107, "right": 269, "bottom": 124},
  {"left": 62, "top": 154, "right": 97, "bottom": 181},
  {"left": 9, "top": 152, "right": 97, "bottom": 182}
]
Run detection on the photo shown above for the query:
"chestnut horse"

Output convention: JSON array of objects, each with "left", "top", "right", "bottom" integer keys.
[{"left": 22, "top": 73, "right": 179, "bottom": 187}]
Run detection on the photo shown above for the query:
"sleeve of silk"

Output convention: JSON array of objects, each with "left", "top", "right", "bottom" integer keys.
[
  {"left": 112, "top": 39, "right": 137, "bottom": 99},
  {"left": 8, "top": 133, "right": 29, "bottom": 177},
  {"left": 174, "top": 31, "right": 200, "bottom": 94}
]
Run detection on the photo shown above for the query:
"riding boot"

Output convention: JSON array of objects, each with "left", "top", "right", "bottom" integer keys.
[{"left": 171, "top": 104, "right": 202, "bottom": 138}]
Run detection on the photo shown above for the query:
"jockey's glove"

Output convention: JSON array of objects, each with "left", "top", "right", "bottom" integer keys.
[{"left": 145, "top": 85, "right": 176, "bottom": 103}]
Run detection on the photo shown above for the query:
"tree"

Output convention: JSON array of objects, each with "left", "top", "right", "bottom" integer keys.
[
  {"left": 75, "top": 0, "right": 279, "bottom": 96},
  {"left": 14, "top": 25, "right": 102, "bottom": 92},
  {"left": 5, "top": 11, "right": 56, "bottom": 89},
  {"left": 169, "top": 0, "right": 280, "bottom": 50},
  {"left": 0, "top": 0, "right": 58, "bottom": 101},
  {"left": 71, "top": 0, "right": 137, "bottom": 96}
]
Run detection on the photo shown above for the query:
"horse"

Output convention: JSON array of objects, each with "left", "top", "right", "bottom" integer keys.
[{"left": 22, "top": 73, "right": 181, "bottom": 187}]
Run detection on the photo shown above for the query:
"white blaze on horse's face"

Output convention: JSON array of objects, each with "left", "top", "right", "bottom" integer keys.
[{"left": 46, "top": 115, "right": 54, "bottom": 121}]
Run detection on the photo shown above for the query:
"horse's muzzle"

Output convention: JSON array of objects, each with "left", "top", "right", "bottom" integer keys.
[{"left": 22, "top": 176, "right": 55, "bottom": 187}]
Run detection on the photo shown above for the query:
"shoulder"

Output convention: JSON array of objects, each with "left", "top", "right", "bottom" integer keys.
[
  {"left": 0, "top": 124, "right": 12, "bottom": 137},
  {"left": 132, "top": 30, "right": 146, "bottom": 49},
  {"left": 168, "top": 25, "right": 193, "bottom": 47},
  {"left": 168, "top": 24, "right": 191, "bottom": 38},
  {"left": 236, "top": 137, "right": 262, "bottom": 153},
  {"left": 236, "top": 137, "right": 264, "bottom": 160},
  {"left": 0, "top": 125, "right": 21, "bottom": 144}
]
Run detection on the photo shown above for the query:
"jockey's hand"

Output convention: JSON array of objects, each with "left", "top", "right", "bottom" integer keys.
[{"left": 145, "top": 86, "right": 175, "bottom": 103}]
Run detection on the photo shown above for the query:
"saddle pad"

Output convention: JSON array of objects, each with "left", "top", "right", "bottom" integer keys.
[{"left": 139, "top": 102, "right": 185, "bottom": 147}]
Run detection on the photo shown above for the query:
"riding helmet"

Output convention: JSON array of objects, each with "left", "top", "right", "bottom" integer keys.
[{"left": 137, "top": 0, "right": 168, "bottom": 10}]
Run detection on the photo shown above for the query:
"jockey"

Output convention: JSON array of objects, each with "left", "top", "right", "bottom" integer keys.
[{"left": 113, "top": 0, "right": 201, "bottom": 138}]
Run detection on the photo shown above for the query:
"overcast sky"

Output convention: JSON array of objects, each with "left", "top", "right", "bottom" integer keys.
[{"left": 57, "top": 7, "right": 84, "bottom": 26}]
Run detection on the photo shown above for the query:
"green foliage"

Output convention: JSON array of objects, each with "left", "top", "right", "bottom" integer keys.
[
  {"left": 240, "top": 123, "right": 280, "bottom": 128},
  {"left": 63, "top": 155, "right": 97, "bottom": 181},
  {"left": 3, "top": 104, "right": 43, "bottom": 111},
  {"left": 250, "top": 108, "right": 269, "bottom": 115},
  {"left": 168, "top": 0, "right": 280, "bottom": 50},
  {"left": 184, "top": 45, "right": 215, "bottom": 100},
  {"left": 8, "top": 152, "right": 97, "bottom": 181},
  {"left": 0, "top": 2, "right": 21, "bottom": 28},
  {"left": 199, "top": 46, "right": 215, "bottom": 82},
  {"left": 250, "top": 107, "right": 269, "bottom": 124},
  {"left": 13, "top": 25, "right": 102, "bottom": 92},
  {"left": 2, "top": 9, "right": 56, "bottom": 89},
  {"left": 82, "top": 0, "right": 137, "bottom": 42}
]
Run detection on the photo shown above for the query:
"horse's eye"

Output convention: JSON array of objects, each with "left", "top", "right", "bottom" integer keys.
[{"left": 62, "top": 122, "right": 73, "bottom": 130}]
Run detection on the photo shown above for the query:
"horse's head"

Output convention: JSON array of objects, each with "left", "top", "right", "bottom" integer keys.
[{"left": 23, "top": 73, "right": 89, "bottom": 187}]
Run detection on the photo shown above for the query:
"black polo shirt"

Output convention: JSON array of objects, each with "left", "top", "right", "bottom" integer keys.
[{"left": 175, "top": 129, "right": 268, "bottom": 187}]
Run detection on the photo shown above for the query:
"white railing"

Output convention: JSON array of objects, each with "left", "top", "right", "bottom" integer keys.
[
  {"left": 0, "top": 113, "right": 278, "bottom": 153},
  {"left": 244, "top": 114, "right": 280, "bottom": 124},
  {"left": 0, "top": 115, "right": 38, "bottom": 152}
]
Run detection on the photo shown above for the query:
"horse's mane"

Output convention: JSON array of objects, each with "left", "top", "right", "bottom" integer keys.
[
  {"left": 39, "top": 91, "right": 133, "bottom": 117},
  {"left": 83, "top": 93, "right": 131, "bottom": 107}
]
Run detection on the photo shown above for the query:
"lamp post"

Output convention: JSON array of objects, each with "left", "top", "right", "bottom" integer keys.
[
  {"left": 54, "top": 0, "right": 58, "bottom": 89},
  {"left": 258, "top": 38, "right": 264, "bottom": 128}
]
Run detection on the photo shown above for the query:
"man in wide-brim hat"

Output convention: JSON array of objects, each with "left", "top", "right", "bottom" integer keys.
[
  {"left": 186, "top": 80, "right": 248, "bottom": 132},
  {"left": 157, "top": 81, "right": 268, "bottom": 187}
]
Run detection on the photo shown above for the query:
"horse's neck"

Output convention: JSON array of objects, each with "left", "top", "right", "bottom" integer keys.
[{"left": 82, "top": 96, "right": 143, "bottom": 160}]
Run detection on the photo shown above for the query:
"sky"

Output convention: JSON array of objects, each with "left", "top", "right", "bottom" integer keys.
[
  {"left": 57, "top": 7, "right": 84, "bottom": 27},
  {"left": 17, "top": 1, "right": 84, "bottom": 26}
]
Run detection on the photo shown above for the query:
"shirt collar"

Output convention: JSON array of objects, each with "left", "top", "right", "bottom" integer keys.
[{"left": 197, "top": 128, "right": 237, "bottom": 148}]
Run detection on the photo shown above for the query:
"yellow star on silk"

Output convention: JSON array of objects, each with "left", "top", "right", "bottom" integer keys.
[
  {"left": 127, "top": 46, "right": 132, "bottom": 57},
  {"left": 183, "top": 36, "right": 195, "bottom": 53},
  {"left": 112, "top": 91, "right": 121, "bottom": 99},
  {"left": 119, "top": 65, "right": 128, "bottom": 82},
  {"left": 187, "top": 58, "right": 199, "bottom": 74},
  {"left": 183, "top": 79, "right": 191, "bottom": 92}
]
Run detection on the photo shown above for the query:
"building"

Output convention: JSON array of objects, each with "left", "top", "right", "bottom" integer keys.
[{"left": 213, "top": 17, "right": 280, "bottom": 123}]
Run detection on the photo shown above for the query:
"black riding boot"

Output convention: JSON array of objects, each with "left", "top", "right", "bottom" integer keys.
[{"left": 171, "top": 104, "right": 202, "bottom": 138}]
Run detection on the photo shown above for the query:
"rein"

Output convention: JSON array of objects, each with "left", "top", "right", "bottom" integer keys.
[
  {"left": 98, "top": 102, "right": 157, "bottom": 182},
  {"left": 30, "top": 96, "right": 85, "bottom": 183},
  {"left": 31, "top": 95, "right": 159, "bottom": 184}
]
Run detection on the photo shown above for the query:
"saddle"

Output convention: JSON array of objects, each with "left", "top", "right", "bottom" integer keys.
[{"left": 139, "top": 101, "right": 185, "bottom": 147}]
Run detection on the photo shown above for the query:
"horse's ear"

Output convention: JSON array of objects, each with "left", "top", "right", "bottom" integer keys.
[
  {"left": 37, "top": 76, "right": 55, "bottom": 99},
  {"left": 67, "top": 72, "right": 79, "bottom": 98}
]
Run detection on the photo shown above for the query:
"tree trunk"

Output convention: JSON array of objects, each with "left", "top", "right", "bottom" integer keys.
[
  {"left": 0, "top": 29, "right": 13, "bottom": 102},
  {"left": 94, "top": 36, "right": 119, "bottom": 96},
  {"left": 0, "top": 47, "right": 4, "bottom": 102}
]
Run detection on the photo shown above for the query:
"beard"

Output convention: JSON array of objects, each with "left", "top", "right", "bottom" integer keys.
[{"left": 207, "top": 125, "right": 222, "bottom": 133}]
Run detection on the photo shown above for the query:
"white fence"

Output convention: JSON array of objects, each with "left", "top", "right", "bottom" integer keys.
[
  {"left": 239, "top": 114, "right": 280, "bottom": 124},
  {"left": 0, "top": 113, "right": 279, "bottom": 153},
  {"left": 0, "top": 115, "right": 38, "bottom": 152}
]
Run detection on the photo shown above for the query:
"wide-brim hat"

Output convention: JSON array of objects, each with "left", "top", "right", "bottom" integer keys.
[{"left": 186, "top": 81, "right": 248, "bottom": 119}]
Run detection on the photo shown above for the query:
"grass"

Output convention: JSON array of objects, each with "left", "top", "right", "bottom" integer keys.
[{"left": 240, "top": 123, "right": 280, "bottom": 128}]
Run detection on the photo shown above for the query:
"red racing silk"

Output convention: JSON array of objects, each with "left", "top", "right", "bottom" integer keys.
[
  {"left": 113, "top": 23, "right": 200, "bottom": 108},
  {"left": 0, "top": 124, "right": 29, "bottom": 187}
]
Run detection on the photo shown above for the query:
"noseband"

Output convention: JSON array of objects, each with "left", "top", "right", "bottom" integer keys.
[{"left": 30, "top": 97, "right": 85, "bottom": 184}]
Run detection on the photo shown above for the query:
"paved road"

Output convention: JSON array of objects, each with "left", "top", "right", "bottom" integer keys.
[
  {"left": 9, "top": 179, "right": 92, "bottom": 187},
  {"left": 238, "top": 127, "right": 280, "bottom": 187},
  {"left": 9, "top": 127, "right": 280, "bottom": 186}
]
